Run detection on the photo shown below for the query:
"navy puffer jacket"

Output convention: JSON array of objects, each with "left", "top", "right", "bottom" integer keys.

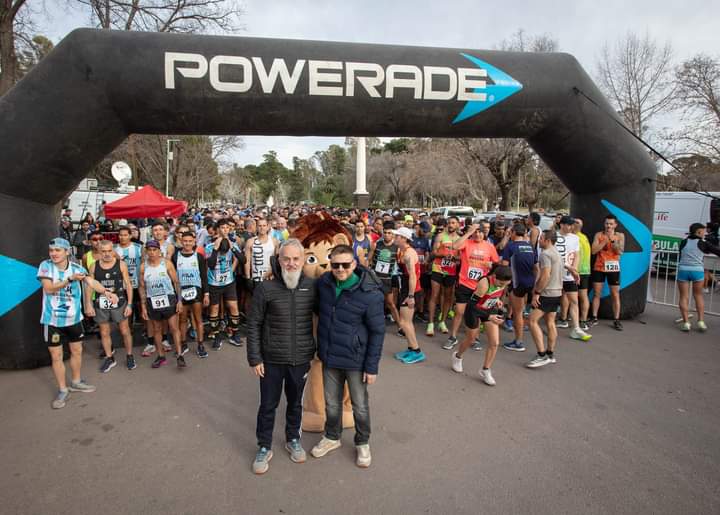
[{"left": 316, "top": 266, "right": 386, "bottom": 374}]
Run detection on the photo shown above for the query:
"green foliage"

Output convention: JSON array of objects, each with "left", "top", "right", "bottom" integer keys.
[{"left": 383, "top": 138, "right": 412, "bottom": 154}]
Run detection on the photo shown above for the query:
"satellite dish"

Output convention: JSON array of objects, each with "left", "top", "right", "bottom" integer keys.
[{"left": 111, "top": 161, "right": 132, "bottom": 185}]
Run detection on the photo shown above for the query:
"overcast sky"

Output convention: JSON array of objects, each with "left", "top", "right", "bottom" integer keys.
[{"left": 42, "top": 0, "right": 719, "bottom": 168}]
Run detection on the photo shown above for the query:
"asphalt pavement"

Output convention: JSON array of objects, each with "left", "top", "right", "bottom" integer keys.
[{"left": 1, "top": 303, "right": 719, "bottom": 515}]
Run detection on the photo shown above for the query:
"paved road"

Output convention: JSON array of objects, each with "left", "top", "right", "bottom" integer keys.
[{"left": 2, "top": 303, "right": 719, "bottom": 515}]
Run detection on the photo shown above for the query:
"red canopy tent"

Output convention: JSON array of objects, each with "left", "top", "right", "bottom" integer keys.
[{"left": 104, "top": 185, "right": 187, "bottom": 219}]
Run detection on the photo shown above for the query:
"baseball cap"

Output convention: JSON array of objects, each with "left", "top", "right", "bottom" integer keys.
[
  {"left": 145, "top": 239, "right": 161, "bottom": 249},
  {"left": 49, "top": 238, "right": 70, "bottom": 250},
  {"left": 404, "top": 215, "right": 414, "bottom": 222},
  {"left": 560, "top": 215, "right": 576, "bottom": 225},
  {"left": 393, "top": 227, "right": 415, "bottom": 240}
]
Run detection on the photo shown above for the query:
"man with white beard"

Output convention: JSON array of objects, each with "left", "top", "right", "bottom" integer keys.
[{"left": 246, "top": 239, "right": 317, "bottom": 475}]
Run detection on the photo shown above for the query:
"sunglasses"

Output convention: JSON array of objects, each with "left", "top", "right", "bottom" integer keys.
[{"left": 330, "top": 262, "right": 353, "bottom": 270}]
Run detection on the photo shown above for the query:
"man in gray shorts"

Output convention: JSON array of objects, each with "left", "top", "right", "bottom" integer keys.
[
  {"left": 526, "top": 230, "right": 563, "bottom": 369},
  {"left": 85, "top": 240, "right": 136, "bottom": 373}
]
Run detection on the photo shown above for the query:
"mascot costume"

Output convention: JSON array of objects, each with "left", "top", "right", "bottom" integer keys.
[{"left": 293, "top": 212, "right": 355, "bottom": 431}]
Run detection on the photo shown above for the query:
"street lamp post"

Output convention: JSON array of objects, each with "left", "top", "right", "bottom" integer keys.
[{"left": 165, "top": 138, "right": 181, "bottom": 196}]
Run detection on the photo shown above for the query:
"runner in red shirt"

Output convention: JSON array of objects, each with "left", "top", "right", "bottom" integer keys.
[{"left": 444, "top": 224, "right": 499, "bottom": 350}]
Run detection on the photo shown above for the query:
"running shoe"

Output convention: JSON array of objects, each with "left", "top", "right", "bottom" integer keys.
[
  {"left": 402, "top": 350, "right": 426, "bottom": 364},
  {"left": 697, "top": 320, "right": 708, "bottom": 332},
  {"left": 479, "top": 368, "right": 496, "bottom": 386},
  {"left": 52, "top": 389, "right": 70, "bottom": 409},
  {"left": 229, "top": 333, "right": 245, "bottom": 347},
  {"left": 394, "top": 349, "right": 413, "bottom": 360},
  {"left": 478, "top": 323, "right": 485, "bottom": 334},
  {"left": 285, "top": 439, "right": 307, "bottom": 463},
  {"left": 152, "top": 356, "right": 168, "bottom": 368},
  {"left": 502, "top": 319, "right": 514, "bottom": 332},
  {"left": 212, "top": 335, "right": 223, "bottom": 350},
  {"left": 197, "top": 343, "right": 209, "bottom": 358},
  {"left": 569, "top": 327, "right": 592, "bottom": 341},
  {"left": 438, "top": 321, "right": 449, "bottom": 334},
  {"left": 502, "top": 340, "right": 526, "bottom": 352},
  {"left": 447, "top": 309, "right": 455, "bottom": 320},
  {"left": 588, "top": 316, "right": 599, "bottom": 327},
  {"left": 177, "top": 355, "right": 187, "bottom": 368},
  {"left": 311, "top": 437, "right": 341, "bottom": 458},
  {"left": 526, "top": 355, "right": 551, "bottom": 368},
  {"left": 397, "top": 328, "right": 406, "bottom": 338},
  {"left": 161, "top": 339, "right": 172, "bottom": 351},
  {"left": 99, "top": 357, "right": 116, "bottom": 373},
  {"left": 188, "top": 327, "right": 197, "bottom": 341},
  {"left": 356, "top": 444, "right": 372, "bottom": 468},
  {"left": 126, "top": 354, "right": 137, "bottom": 370},
  {"left": 471, "top": 338, "right": 483, "bottom": 351},
  {"left": 579, "top": 320, "right": 590, "bottom": 332},
  {"left": 253, "top": 447, "right": 273, "bottom": 474},
  {"left": 386, "top": 314, "right": 395, "bottom": 323},
  {"left": 556, "top": 318, "right": 570, "bottom": 329},
  {"left": 141, "top": 343, "right": 156, "bottom": 357},
  {"left": 451, "top": 351, "right": 463, "bottom": 373},
  {"left": 442, "top": 336, "right": 458, "bottom": 350},
  {"left": 548, "top": 355, "right": 557, "bottom": 364},
  {"left": 174, "top": 343, "right": 189, "bottom": 357},
  {"left": 425, "top": 323, "right": 435, "bottom": 337},
  {"left": 69, "top": 380, "right": 96, "bottom": 392},
  {"left": 612, "top": 320, "right": 623, "bottom": 331},
  {"left": 680, "top": 322, "right": 691, "bottom": 332}
]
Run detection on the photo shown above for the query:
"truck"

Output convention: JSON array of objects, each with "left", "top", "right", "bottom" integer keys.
[
  {"left": 64, "top": 178, "right": 135, "bottom": 223},
  {"left": 653, "top": 191, "right": 720, "bottom": 251}
]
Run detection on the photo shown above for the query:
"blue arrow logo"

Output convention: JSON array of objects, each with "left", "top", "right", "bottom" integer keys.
[
  {"left": 0, "top": 254, "right": 41, "bottom": 317},
  {"left": 452, "top": 53, "right": 523, "bottom": 124},
  {"left": 598, "top": 200, "right": 652, "bottom": 298}
]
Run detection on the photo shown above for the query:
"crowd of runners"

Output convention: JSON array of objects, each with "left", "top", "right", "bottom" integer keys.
[{"left": 41, "top": 204, "right": 720, "bottom": 408}]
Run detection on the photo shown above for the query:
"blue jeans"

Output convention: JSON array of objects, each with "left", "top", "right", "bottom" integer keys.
[{"left": 323, "top": 367, "right": 371, "bottom": 445}]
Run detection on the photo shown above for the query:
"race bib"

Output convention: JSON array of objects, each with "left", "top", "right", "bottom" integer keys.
[
  {"left": 375, "top": 261, "right": 391, "bottom": 275},
  {"left": 604, "top": 260, "right": 620, "bottom": 273},
  {"left": 216, "top": 272, "right": 230, "bottom": 284},
  {"left": 480, "top": 298, "right": 499, "bottom": 309},
  {"left": 98, "top": 295, "right": 118, "bottom": 310},
  {"left": 467, "top": 268, "right": 484, "bottom": 281},
  {"left": 150, "top": 294, "right": 170, "bottom": 309},
  {"left": 181, "top": 288, "right": 197, "bottom": 301},
  {"left": 417, "top": 254, "right": 426, "bottom": 264},
  {"left": 441, "top": 257, "right": 454, "bottom": 267}
]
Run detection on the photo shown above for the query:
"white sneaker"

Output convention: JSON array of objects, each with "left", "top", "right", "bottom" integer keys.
[
  {"left": 680, "top": 322, "right": 691, "bottom": 332},
  {"left": 356, "top": 444, "right": 371, "bottom": 468},
  {"left": 569, "top": 327, "right": 592, "bottom": 341},
  {"left": 451, "top": 351, "right": 463, "bottom": 373},
  {"left": 697, "top": 320, "right": 708, "bottom": 332},
  {"left": 161, "top": 339, "right": 172, "bottom": 351},
  {"left": 526, "top": 354, "right": 552, "bottom": 368},
  {"left": 141, "top": 343, "right": 156, "bottom": 357},
  {"left": 311, "top": 437, "right": 341, "bottom": 458},
  {"left": 479, "top": 368, "right": 496, "bottom": 386}
]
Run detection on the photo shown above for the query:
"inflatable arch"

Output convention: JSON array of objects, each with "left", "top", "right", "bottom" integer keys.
[{"left": 0, "top": 29, "right": 655, "bottom": 368}]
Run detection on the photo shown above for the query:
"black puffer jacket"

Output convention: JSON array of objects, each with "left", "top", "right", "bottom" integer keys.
[{"left": 246, "top": 257, "right": 317, "bottom": 367}]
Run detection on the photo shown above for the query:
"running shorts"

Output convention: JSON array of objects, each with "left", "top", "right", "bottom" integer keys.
[
  {"left": 590, "top": 270, "right": 620, "bottom": 287},
  {"left": 44, "top": 322, "right": 85, "bottom": 347}
]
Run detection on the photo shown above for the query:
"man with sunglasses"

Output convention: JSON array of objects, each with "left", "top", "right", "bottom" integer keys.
[
  {"left": 312, "top": 244, "right": 385, "bottom": 468},
  {"left": 81, "top": 231, "right": 104, "bottom": 271}
]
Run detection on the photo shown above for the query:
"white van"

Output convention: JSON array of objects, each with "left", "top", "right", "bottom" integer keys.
[
  {"left": 431, "top": 206, "right": 476, "bottom": 227},
  {"left": 653, "top": 191, "right": 720, "bottom": 252}
]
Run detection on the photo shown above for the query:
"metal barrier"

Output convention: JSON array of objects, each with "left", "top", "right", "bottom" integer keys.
[{"left": 647, "top": 250, "right": 720, "bottom": 317}]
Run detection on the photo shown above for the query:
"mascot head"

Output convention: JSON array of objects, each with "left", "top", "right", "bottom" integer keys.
[{"left": 292, "top": 212, "right": 352, "bottom": 278}]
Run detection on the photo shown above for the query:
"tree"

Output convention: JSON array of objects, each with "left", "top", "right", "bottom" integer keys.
[
  {"left": 0, "top": 0, "right": 39, "bottom": 95},
  {"left": 673, "top": 54, "right": 720, "bottom": 163},
  {"left": 73, "top": 0, "right": 244, "bottom": 32},
  {"left": 596, "top": 31, "right": 675, "bottom": 140}
]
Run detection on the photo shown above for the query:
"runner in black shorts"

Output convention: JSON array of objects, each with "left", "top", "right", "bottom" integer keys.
[{"left": 431, "top": 272, "right": 457, "bottom": 288}]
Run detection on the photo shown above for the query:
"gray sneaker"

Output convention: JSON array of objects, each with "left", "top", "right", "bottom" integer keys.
[
  {"left": 442, "top": 336, "right": 458, "bottom": 350},
  {"left": 285, "top": 439, "right": 307, "bottom": 463},
  {"left": 68, "top": 380, "right": 96, "bottom": 393},
  {"left": 526, "top": 355, "right": 551, "bottom": 368},
  {"left": 52, "top": 389, "right": 70, "bottom": 409},
  {"left": 356, "top": 444, "right": 371, "bottom": 468},
  {"left": 471, "top": 338, "right": 483, "bottom": 351},
  {"left": 253, "top": 447, "right": 273, "bottom": 474},
  {"left": 556, "top": 319, "right": 570, "bottom": 329}
]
